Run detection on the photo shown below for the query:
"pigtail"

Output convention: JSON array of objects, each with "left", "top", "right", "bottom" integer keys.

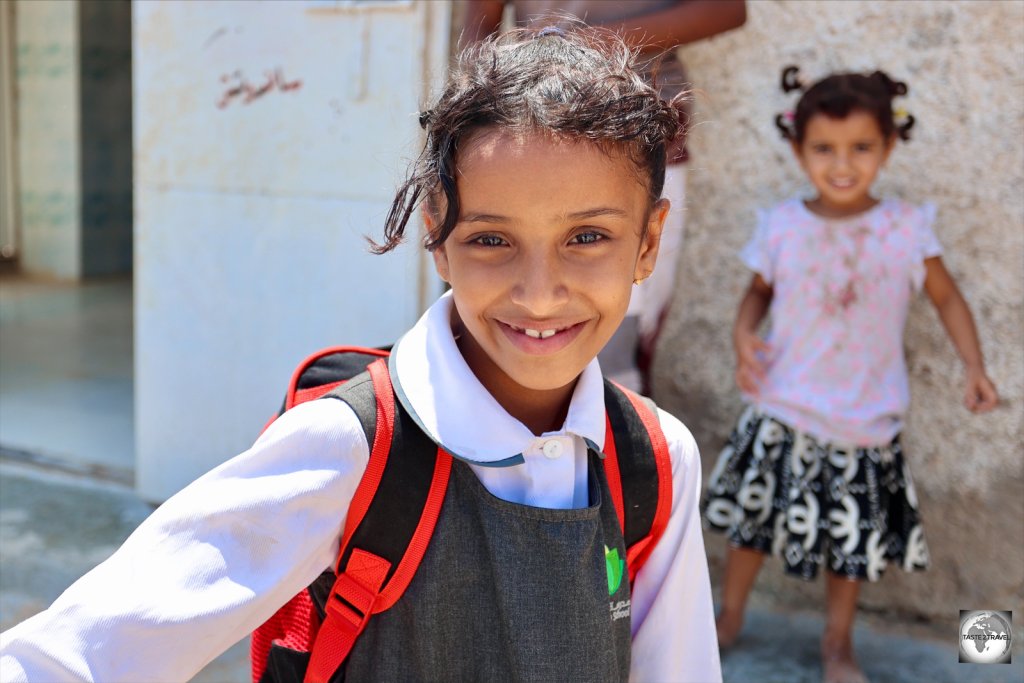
[
  {"left": 895, "top": 113, "right": 915, "bottom": 141},
  {"left": 780, "top": 65, "right": 804, "bottom": 93},
  {"left": 773, "top": 114, "right": 793, "bottom": 140},
  {"left": 871, "top": 70, "right": 908, "bottom": 97},
  {"left": 774, "top": 65, "right": 803, "bottom": 140},
  {"left": 871, "top": 70, "right": 915, "bottom": 141}
]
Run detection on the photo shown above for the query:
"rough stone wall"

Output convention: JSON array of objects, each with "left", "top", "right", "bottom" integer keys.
[{"left": 655, "top": 0, "right": 1023, "bottom": 620}]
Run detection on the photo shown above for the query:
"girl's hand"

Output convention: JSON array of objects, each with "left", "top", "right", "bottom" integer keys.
[
  {"left": 732, "top": 274, "right": 774, "bottom": 396},
  {"left": 734, "top": 330, "right": 770, "bottom": 395},
  {"left": 922, "top": 258, "right": 998, "bottom": 414},
  {"left": 964, "top": 367, "right": 999, "bottom": 413}
]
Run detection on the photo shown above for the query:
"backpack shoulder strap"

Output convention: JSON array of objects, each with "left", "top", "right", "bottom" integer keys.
[
  {"left": 305, "top": 358, "right": 453, "bottom": 683},
  {"left": 600, "top": 380, "right": 673, "bottom": 585},
  {"left": 286, "top": 346, "right": 390, "bottom": 411}
]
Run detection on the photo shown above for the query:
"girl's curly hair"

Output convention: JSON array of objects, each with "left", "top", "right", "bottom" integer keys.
[
  {"left": 774, "top": 65, "right": 914, "bottom": 145},
  {"left": 373, "top": 23, "right": 688, "bottom": 253}
]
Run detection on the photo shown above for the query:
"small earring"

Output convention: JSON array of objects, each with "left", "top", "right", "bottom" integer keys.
[{"left": 633, "top": 276, "right": 646, "bottom": 286}]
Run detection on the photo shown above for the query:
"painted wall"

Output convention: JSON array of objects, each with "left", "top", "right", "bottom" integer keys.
[
  {"left": 12, "top": 0, "right": 132, "bottom": 279},
  {"left": 15, "top": 0, "right": 81, "bottom": 279},
  {"left": 134, "top": 0, "right": 450, "bottom": 500},
  {"left": 79, "top": 0, "right": 133, "bottom": 277},
  {"left": 655, "top": 0, "right": 1023, "bottom": 621}
]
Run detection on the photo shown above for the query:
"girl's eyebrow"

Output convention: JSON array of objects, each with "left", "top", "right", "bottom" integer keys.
[
  {"left": 460, "top": 212, "right": 508, "bottom": 224},
  {"left": 565, "top": 207, "right": 629, "bottom": 220},
  {"left": 460, "top": 207, "right": 628, "bottom": 224}
]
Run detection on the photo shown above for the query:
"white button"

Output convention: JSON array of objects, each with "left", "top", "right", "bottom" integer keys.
[{"left": 542, "top": 439, "right": 564, "bottom": 459}]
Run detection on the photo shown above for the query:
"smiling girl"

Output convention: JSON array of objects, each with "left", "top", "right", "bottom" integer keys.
[
  {"left": 702, "top": 67, "right": 998, "bottom": 683},
  {"left": 0, "top": 25, "right": 720, "bottom": 683}
]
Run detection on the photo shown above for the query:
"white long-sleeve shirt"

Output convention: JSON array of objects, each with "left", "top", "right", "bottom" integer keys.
[{"left": 0, "top": 292, "right": 721, "bottom": 683}]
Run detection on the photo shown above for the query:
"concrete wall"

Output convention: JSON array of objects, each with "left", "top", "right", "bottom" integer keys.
[
  {"left": 654, "top": 0, "right": 1023, "bottom": 621},
  {"left": 15, "top": 0, "right": 81, "bottom": 279},
  {"left": 134, "top": 0, "right": 450, "bottom": 501}
]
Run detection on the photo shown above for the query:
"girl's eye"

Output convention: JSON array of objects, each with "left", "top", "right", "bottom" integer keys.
[
  {"left": 812, "top": 144, "right": 832, "bottom": 154},
  {"left": 570, "top": 231, "right": 605, "bottom": 245},
  {"left": 472, "top": 234, "right": 508, "bottom": 247},
  {"left": 854, "top": 143, "right": 874, "bottom": 152}
]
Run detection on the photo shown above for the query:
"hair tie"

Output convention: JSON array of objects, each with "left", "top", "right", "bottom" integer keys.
[
  {"left": 780, "top": 65, "right": 804, "bottom": 93},
  {"left": 536, "top": 25, "right": 566, "bottom": 39}
]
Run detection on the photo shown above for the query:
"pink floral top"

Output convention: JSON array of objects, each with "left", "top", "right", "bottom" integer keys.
[{"left": 740, "top": 198, "right": 943, "bottom": 445}]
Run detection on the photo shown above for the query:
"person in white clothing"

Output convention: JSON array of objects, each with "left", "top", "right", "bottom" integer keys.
[
  {"left": 702, "top": 66, "right": 999, "bottom": 683},
  {"left": 0, "top": 24, "right": 721, "bottom": 683}
]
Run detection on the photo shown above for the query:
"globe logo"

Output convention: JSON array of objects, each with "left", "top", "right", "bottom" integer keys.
[{"left": 959, "top": 610, "right": 1012, "bottom": 664}]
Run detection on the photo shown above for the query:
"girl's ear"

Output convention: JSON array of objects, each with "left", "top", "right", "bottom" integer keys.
[
  {"left": 422, "top": 208, "right": 451, "bottom": 283},
  {"left": 790, "top": 139, "right": 812, "bottom": 176},
  {"left": 635, "top": 198, "right": 669, "bottom": 281},
  {"left": 790, "top": 139, "right": 805, "bottom": 163},
  {"left": 432, "top": 247, "right": 451, "bottom": 284},
  {"left": 881, "top": 133, "right": 897, "bottom": 164}
]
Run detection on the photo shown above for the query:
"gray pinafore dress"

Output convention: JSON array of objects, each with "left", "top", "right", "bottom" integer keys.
[{"left": 341, "top": 453, "right": 633, "bottom": 682}]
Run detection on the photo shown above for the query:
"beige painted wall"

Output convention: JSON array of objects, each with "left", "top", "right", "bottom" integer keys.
[{"left": 655, "top": 0, "right": 1023, "bottom": 620}]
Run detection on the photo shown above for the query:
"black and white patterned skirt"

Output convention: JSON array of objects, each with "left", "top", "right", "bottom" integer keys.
[{"left": 702, "top": 406, "right": 929, "bottom": 582}]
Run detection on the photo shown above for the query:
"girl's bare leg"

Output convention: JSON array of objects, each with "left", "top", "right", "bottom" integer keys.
[
  {"left": 822, "top": 573, "right": 868, "bottom": 683},
  {"left": 716, "top": 546, "right": 765, "bottom": 648}
]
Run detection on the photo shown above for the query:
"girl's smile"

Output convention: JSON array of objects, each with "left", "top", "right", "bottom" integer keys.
[
  {"left": 498, "top": 319, "right": 587, "bottom": 354},
  {"left": 429, "top": 129, "right": 667, "bottom": 427}
]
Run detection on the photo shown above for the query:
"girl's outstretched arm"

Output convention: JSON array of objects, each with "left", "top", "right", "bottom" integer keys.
[
  {"left": 733, "top": 274, "right": 773, "bottom": 395},
  {"left": 0, "top": 400, "right": 370, "bottom": 682},
  {"left": 922, "top": 256, "right": 999, "bottom": 413}
]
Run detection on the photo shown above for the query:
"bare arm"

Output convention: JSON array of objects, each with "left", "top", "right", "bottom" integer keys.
[
  {"left": 922, "top": 256, "right": 998, "bottom": 412},
  {"left": 598, "top": 0, "right": 747, "bottom": 50},
  {"left": 458, "top": 0, "right": 746, "bottom": 50},
  {"left": 733, "top": 274, "right": 773, "bottom": 394},
  {"left": 458, "top": 0, "right": 506, "bottom": 48}
]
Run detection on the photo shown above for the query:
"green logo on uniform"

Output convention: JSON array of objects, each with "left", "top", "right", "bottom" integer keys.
[{"left": 605, "top": 545, "right": 624, "bottom": 595}]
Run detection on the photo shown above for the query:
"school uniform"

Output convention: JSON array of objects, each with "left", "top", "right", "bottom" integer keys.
[{"left": 0, "top": 292, "right": 721, "bottom": 683}]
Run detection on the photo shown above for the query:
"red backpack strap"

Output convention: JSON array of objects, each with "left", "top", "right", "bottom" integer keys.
[
  {"left": 304, "top": 359, "right": 452, "bottom": 683},
  {"left": 285, "top": 347, "right": 390, "bottom": 411},
  {"left": 601, "top": 380, "right": 673, "bottom": 585},
  {"left": 257, "top": 347, "right": 391, "bottom": 438},
  {"left": 252, "top": 350, "right": 390, "bottom": 683}
]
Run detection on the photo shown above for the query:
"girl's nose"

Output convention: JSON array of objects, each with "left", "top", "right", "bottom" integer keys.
[{"left": 509, "top": 249, "right": 570, "bottom": 314}]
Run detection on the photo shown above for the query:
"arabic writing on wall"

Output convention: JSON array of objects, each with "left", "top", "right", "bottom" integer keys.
[{"left": 217, "top": 68, "right": 303, "bottom": 109}]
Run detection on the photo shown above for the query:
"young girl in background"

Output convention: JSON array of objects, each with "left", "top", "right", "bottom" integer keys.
[
  {"left": 702, "top": 66, "right": 998, "bottom": 683},
  {"left": 0, "top": 25, "right": 721, "bottom": 683}
]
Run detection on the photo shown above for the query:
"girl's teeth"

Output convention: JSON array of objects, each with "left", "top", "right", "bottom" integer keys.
[{"left": 523, "top": 328, "right": 558, "bottom": 339}]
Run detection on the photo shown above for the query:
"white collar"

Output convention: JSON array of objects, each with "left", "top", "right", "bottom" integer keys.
[{"left": 389, "top": 292, "right": 606, "bottom": 467}]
